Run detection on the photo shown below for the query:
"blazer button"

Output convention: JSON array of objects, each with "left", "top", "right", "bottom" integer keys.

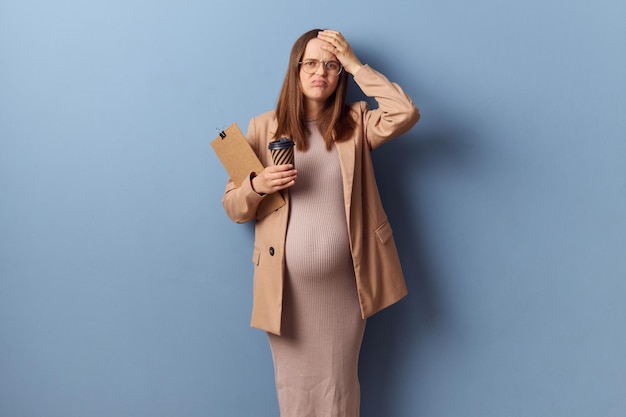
[{"left": 269, "top": 247, "right": 275, "bottom": 256}]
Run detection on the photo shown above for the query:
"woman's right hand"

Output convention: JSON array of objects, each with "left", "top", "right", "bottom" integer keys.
[{"left": 251, "top": 164, "right": 297, "bottom": 195}]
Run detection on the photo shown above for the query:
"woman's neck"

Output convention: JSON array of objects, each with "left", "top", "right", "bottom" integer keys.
[{"left": 304, "top": 100, "right": 324, "bottom": 121}]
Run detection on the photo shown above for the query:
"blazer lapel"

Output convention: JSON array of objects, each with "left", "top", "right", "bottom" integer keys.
[{"left": 335, "top": 136, "right": 356, "bottom": 225}]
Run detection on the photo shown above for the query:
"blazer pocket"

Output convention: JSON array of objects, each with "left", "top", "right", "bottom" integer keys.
[
  {"left": 375, "top": 221, "right": 394, "bottom": 244},
  {"left": 252, "top": 246, "right": 261, "bottom": 266}
]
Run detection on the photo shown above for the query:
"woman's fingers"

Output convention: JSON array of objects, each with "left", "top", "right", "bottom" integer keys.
[
  {"left": 317, "top": 30, "right": 363, "bottom": 74},
  {"left": 253, "top": 165, "right": 297, "bottom": 194}
]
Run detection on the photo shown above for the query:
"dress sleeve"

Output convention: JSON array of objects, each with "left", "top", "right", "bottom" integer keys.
[
  {"left": 352, "top": 64, "right": 420, "bottom": 150},
  {"left": 221, "top": 118, "right": 266, "bottom": 224}
]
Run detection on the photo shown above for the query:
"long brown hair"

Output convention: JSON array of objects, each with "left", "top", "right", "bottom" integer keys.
[{"left": 274, "top": 29, "right": 356, "bottom": 151}]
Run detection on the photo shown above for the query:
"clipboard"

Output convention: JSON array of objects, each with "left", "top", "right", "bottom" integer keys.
[{"left": 211, "top": 123, "right": 286, "bottom": 219}]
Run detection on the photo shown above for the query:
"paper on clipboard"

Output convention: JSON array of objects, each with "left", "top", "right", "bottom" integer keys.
[{"left": 211, "top": 123, "right": 286, "bottom": 219}]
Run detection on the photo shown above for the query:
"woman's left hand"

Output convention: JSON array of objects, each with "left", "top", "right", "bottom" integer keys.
[{"left": 317, "top": 30, "right": 363, "bottom": 75}]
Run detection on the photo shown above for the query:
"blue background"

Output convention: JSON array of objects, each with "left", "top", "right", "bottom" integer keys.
[{"left": 1, "top": 0, "right": 625, "bottom": 416}]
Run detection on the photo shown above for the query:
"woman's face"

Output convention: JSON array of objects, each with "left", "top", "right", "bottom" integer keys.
[{"left": 299, "top": 38, "right": 340, "bottom": 107}]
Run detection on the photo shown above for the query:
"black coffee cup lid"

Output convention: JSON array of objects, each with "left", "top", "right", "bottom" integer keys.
[{"left": 269, "top": 137, "right": 294, "bottom": 150}]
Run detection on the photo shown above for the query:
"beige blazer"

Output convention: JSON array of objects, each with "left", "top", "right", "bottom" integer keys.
[{"left": 223, "top": 65, "right": 420, "bottom": 335}]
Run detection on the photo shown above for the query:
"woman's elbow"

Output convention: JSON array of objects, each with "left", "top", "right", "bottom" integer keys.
[
  {"left": 408, "top": 104, "right": 421, "bottom": 126},
  {"left": 222, "top": 200, "right": 255, "bottom": 224}
]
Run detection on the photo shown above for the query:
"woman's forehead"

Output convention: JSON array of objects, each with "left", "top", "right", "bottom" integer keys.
[{"left": 302, "top": 38, "right": 337, "bottom": 61}]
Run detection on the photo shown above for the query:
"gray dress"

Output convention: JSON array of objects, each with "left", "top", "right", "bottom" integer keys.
[{"left": 267, "top": 122, "right": 367, "bottom": 417}]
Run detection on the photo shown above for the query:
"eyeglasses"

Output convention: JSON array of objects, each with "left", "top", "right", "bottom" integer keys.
[{"left": 298, "top": 59, "right": 343, "bottom": 76}]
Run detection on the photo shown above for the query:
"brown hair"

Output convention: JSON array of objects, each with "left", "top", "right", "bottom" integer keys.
[{"left": 274, "top": 29, "right": 356, "bottom": 151}]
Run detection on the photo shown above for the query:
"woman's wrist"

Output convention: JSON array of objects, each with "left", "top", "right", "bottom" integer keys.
[
  {"left": 346, "top": 62, "right": 364, "bottom": 75},
  {"left": 250, "top": 173, "right": 265, "bottom": 196}
]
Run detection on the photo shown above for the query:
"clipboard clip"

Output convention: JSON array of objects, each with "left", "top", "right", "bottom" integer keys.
[{"left": 216, "top": 127, "right": 227, "bottom": 139}]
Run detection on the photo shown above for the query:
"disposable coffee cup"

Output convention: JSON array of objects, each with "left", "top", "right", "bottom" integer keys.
[{"left": 268, "top": 137, "right": 295, "bottom": 167}]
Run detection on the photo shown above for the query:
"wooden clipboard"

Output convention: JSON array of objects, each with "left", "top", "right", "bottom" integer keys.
[{"left": 211, "top": 123, "right": 286, "bottom": 219}]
